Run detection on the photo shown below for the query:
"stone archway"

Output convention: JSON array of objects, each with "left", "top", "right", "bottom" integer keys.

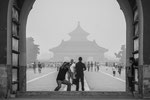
[
  {"left": 17, "top": 0, "right": 140, "bottom": 95},
  {"left": 1, "top": 0, "right": 150, "bottom": 99}
]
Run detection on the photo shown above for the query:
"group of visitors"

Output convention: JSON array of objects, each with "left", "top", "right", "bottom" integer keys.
[
  {"left": 87, "top": 61, "right": 100, "bottom": 72},
  {"left": 32, "top": 62, "right": 42, "bottom": 73},
  {"left": 112, "top": 65, "right": 123, "bottom": 76},
  {"left": 54, "top": 57, "right": 86, "bottom": 91}
]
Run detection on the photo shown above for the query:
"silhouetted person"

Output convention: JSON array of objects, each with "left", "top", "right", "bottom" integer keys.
[
  {"left": 54, "top": 62, "right": 72, "bottom": 91},
  {"left": 75, "top": 57, "right": 86, "bottom": 91},
  {"left": 38, "top": 62, "right": 42, "bottom": 73},
  {"left": 112, "top": 66, "right": 116, "bottom": 76},
  {"left": 128, "top": 57, "right": 136, "bottom": 95},
  {"left": 118, "top": 66, "right": 122, "bottom": 75},
  {"left": 97, "top": 62, "right": 100, "bottom": 72},
  {"left": 33, "top": 62, "right": 36, "bottom": 74},
  {"left": 94, "top": 62, "right": 97, "bottom": 72},
  {"left": 87, "top": 61, "right": 90, "bottom": 71},
  {"left": 90, "top": 61, "right": 93, "bottom": 72}
]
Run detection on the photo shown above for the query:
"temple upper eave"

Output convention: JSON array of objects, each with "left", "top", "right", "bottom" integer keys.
[{"left": 49, "top": 22, "right": 108, "bottom": 56}]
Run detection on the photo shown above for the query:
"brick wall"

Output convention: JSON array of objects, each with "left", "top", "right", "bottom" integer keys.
[
  {"left": 143, "top": 65, "right": 150, "bottom": 98},
  {"left": 0, "top": 65, "right": 7, "bottom": 98}
]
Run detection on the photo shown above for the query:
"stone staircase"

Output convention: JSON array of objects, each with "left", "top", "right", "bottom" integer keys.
[{"left": 14, "top": 91, "right": 137, "bottom": 99}]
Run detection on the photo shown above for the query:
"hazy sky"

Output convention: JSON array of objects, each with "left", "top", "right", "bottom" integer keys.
[{"left": 26, "top": 0, "right": 126, "bottom": 61}]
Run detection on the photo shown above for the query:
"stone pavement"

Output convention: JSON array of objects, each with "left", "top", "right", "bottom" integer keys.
[
  {"left": 7, "top": 98, "right": 148, "bottom": 100},
  {"left": 1, "top": 91, "right": 149, "bottom": 100},
  {"left": 63, "top": 76, "right": 90, "bottom": 91},
  {"left": 26, "top": 66, "right": 126, "bottom": 91},
  {"left": 4, "top": 95, "right": 149, "bottom": 100},
  {"left": 5, "top": 91, "right": 149, "bottom": 100}
]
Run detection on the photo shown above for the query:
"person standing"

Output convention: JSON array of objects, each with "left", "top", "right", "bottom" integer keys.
[
  {"left": 38, "top": 62, "right": 42, "bottom": 73},
  {"left": 97, "top": 62, "right": 100, "bottom": 72},
  {"left": 87, "top": 61, "right": 90, "bottom": 71},
  {"left": 75, "top": 57, "right": 86, "bottom": 91},
  {"left": 112, "top": 66, "right": 116, "bottom": 76},
  {"left": 67, "top": 59, "right": 75, "bottom": 83},
  {"left": 94, "top": 61, "right": 97, "bottom": 72},
  {"left": 54, "top": 62, "right": 72, "bottom": 91},
  {"left": 33, "top": 62, "right": 36, "bottom": 74},
  {"left": 91, "top": 61, "right": 93, "bottom": 72},
  {"left": 118, "top": 66, "right": 122, "bottom": 75},
  {"left": 128, "top": 57, "right": 136, "bottom": 95}
]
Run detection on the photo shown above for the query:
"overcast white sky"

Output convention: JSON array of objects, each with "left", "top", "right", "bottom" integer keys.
[{"left": 26, "top": 0, "right": 126, "bottom": 61}]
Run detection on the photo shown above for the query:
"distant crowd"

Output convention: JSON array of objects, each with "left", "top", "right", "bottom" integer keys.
[
  {"left": 27, "top": 60, "right": 125, "bottom": 76},
  {"left": 27, "top": 58, "right": 125, "bottom": 91}
]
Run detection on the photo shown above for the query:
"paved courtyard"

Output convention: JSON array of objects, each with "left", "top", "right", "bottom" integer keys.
[{"left": 26, "top": 66, "right": 126, "bottom": 91}]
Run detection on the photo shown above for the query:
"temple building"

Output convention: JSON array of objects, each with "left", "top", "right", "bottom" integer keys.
[{"left": 49, "top": 22, "right": 108, "bottom": 62}]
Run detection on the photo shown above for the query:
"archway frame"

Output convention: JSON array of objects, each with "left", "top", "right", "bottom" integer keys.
[
  {"left": 17, "top": 0, "right": 143, "bottom": 93},
  {"left": 2, "top": 0, "right": 150, "bottom": 98},
  {"left": 7, "top": 0, "right": 143, "bottom": 96}
]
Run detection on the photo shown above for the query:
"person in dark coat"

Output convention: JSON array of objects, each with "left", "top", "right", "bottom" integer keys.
[
  {"left": 38, "top": 62, "right": 42, "bottom": 73},
  {"left": 54, "top": 62, "right": 72, "bottom": 91},
  {"left": 128, "top": 57, "right": 136, "bottom": 95},
  {"left": 75, "top": 57, "right": 86, "bottom": 91}
]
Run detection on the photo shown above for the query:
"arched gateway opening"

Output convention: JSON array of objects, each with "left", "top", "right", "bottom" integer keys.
[
  {"left": 26, "top": 0, "right": 126, "bottom": 92},
  {"left": 1, "top": 0, "right": 150, "bottom": 99}
]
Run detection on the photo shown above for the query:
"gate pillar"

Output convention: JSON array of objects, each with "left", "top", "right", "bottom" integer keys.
[
  {"left": 0, "top": 0, "right": 11, "bottom": 98},
  {"left": 140, "top": 0, "right": 150, "bottom": 98}
]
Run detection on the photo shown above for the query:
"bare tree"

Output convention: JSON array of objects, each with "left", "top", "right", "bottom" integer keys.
[
  {"left": 114, "top": 45, "right": 126, "bottom": 65},
  {"left": 26, "top": 37, "right": 40, "bottom": 64}
]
